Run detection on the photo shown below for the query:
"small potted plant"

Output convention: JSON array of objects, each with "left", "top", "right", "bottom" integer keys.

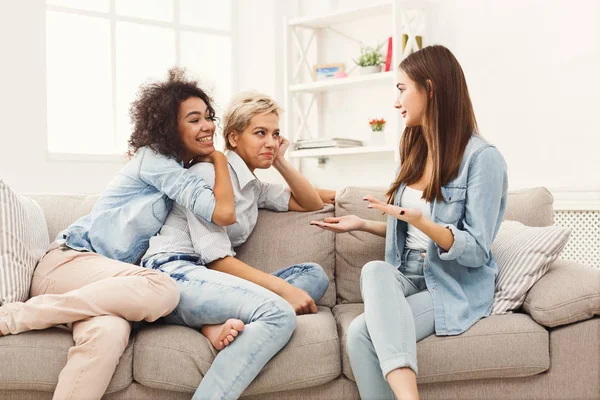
[
  {"left": 369, "top": 117, "right": 386, "bottom": 132},
  {"left": 368, "top": 117, "right": 387, "bottom": 145},
  {"left": 354, "top": 45, "right": 385, "bottom": 75}
]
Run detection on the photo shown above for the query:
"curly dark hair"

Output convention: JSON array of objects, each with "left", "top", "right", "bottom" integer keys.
[{"left": 127, "top": 67, "right": 216, "bottom": 160}]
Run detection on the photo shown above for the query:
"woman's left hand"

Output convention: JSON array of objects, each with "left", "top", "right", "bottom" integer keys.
[
  {"left": 363, "top": 194, "right": 423, "bottom": 224},
  {"left": 275, "top": 136, "right": 290, "bottom": 161}
]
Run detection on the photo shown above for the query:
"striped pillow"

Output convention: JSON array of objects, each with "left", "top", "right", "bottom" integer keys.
[
  {"left": 0, "top": 180, "right": 50, "bottom": 305},
  {"left": 491, "top": 220, "right": 571, "bottom": 314}
]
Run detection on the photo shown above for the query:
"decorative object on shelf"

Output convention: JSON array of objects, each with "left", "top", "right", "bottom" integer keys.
[
  {"left": 369, "top": 117, "right": 387, "bottom": 146},
  {"left": 353, "top": 44, "right": 385, "bottom": 75},
  {"left": 294, "top": 138, "right": 363, "bottom": 150},
  {"left": 369, "top": 117, "right": 386, "bottom": 132},
  {"left": 402, "top": 34, "right": 422, "bottom": 54},
  {"left": 313, "top": 63, "right": 345, "bottom": 81},
  {"left": 333, "top": 70, "right": 348, "bottom": 79},
  {"left": 384, "top": 36, "right": 393, "bottom": 71}
]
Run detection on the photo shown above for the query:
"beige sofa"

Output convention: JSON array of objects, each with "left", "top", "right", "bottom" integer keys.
[{"left": 1, "top": 187, "right": 599, "bottom": 400}]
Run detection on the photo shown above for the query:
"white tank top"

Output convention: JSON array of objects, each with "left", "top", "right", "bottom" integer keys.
[{"left": 401, "top": 186, "right": 431, "bottom": 251}]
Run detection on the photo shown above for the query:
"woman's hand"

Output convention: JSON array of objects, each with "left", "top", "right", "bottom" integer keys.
[
  {"left": 275, "top": 136, "right": 290, "bottom": 161},
  {"left": 363, "top": 194, "right": 423, "bottom": 224},
  {"left": 279, "top": 284, "right": 318, "bottom": 315},
  {"left": 310, "top": 215, "right": 365, "bottom": 233},
  {"left": 191, "top": 149, "right": 223, "bottom": 165}
]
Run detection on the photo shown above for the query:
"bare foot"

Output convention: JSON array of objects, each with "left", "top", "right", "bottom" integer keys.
[{"left": 201, "top": 319, "right": 245, "bottom": 350}]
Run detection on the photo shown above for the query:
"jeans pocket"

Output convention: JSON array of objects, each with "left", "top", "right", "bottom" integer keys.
[{"left": 406, "top": 262, "right": 423, "bottom": 277}]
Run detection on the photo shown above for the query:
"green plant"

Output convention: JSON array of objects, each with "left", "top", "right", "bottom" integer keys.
[{"left": 353, "top": 45, "right": 385, "bottom": 67}]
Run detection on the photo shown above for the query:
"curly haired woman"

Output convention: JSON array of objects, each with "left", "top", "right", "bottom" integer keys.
[{"left": 0, "top": 67, "right": 236, "bottom": 400}]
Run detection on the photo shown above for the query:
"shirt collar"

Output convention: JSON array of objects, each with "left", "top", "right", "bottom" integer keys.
[{"left": 226, "top": 150, "right": 257, "bottom": 190}]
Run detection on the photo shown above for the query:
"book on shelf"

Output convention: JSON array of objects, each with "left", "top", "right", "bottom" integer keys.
[
  {"left": 384, "top": 36, "right": 393, "bottom": 72},
  {"left": 294, "top": 138, "right": 364, "bottom": 150}
]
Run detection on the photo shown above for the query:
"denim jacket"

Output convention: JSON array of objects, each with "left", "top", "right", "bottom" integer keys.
[
  {"left": 385, "top": 135, "right": 508, "bottom": 335},
  {"left": 57, "top": 146, "right": 216, "bottom": 264}
]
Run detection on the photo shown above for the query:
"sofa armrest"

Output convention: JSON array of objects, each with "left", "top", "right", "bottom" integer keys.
[{"left": 522, "top": 259, "right": 600, "bottom": 328}]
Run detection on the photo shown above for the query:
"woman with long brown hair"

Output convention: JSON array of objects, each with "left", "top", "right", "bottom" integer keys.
[{"left": 311, "top": 45, "right": 508, "bottom": 399}]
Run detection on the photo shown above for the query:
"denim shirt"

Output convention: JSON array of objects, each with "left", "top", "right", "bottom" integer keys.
[
  {"left": 57, "top": 146, "right": 216, "bottom": 264},
  {"left": 384, "top": 135, "right": 508, "bottom": 335}
]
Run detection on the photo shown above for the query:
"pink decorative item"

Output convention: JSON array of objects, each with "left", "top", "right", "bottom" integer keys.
[{"left": 334, "top": 71, "right": 348, "bottom": 79}]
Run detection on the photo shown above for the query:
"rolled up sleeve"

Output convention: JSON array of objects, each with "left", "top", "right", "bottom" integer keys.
[
  {"left": 257, "top": 181, "right": 291, "bottom": 211},
  {"left": 138, "top": 148, "right": 216, "bottom": 223},
  {"left": 436, "top": 147, "right": 508, "bottom": 267},
  {"left": 185, "top": 162, "right": 235, "bottom": 264}
]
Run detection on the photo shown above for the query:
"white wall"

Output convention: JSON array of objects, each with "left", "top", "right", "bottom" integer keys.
[
  {"left": 0, "top": 0, "right": 126, "bottom": 194},
  {"left": 239, "top": 0, "right": 600, "bottom": 195},
  {"left": 1, "top": 0, "right": 598, "bottom": 195}
]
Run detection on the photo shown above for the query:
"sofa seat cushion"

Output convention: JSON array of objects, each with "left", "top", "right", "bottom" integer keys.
[
  {"left": 0, "top": 327, "right": 133, "bottom": 393},
  {"left": 133, "top": 307, "right": 341, "bottom": 396},
  {"left": 333, "top": 304, "right": 549, "bottom": 384},
  {"left": 523, "top": 259, "right": 600, "bottom": 327}
]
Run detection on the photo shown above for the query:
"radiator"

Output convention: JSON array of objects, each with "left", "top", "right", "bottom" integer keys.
[{"left": 552, "top": 190, "right": 600, "bottom": 268}]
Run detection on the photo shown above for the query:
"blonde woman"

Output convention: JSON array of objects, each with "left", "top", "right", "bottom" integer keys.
[{"left": 142, "top": 92, "right": 329, "bottom": 400}]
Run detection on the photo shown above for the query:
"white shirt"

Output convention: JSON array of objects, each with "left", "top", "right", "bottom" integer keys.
[
  {"left": 144, "top": 151, "right": 291, "bottom": 264},
  {"left": 401, "top": 186, "right": 431, "bottom": 251}
]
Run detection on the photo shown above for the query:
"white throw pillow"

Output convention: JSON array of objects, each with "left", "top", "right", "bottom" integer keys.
[
  {"left": 491, "top": 220, "right": 571, "bottom": 314},
  {"left": 0, "top": 180, "right": 50, "bottom": 305}
]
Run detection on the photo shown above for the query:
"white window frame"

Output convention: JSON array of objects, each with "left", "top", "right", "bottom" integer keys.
[{"left": 45, "top": 0, "right": 238, "bottom": 162}]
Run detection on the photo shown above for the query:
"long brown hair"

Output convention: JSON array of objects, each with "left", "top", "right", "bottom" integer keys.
[{"left": 386, "top": 45, "right": 478, "bottom": 204}]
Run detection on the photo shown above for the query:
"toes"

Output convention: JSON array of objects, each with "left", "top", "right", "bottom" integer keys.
[
  {"left": 226, "top": 334, "right": 234, "bottom": 342},
  {"left": 223, "top": 338, "right": 230, "bottom": 346},
  {"left": 229, "top": 319, "right": 245, "bottom": 331},
  {"left": 230, "top": 329, "right": 238, "bottom": 337}
]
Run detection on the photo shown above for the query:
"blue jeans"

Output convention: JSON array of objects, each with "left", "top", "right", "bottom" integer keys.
[
  {"left": 347, "top": 249, "right": 435, "bottom": 400},
  {"left": 142, "top": 253, "right": 329, "bottom": 400}
]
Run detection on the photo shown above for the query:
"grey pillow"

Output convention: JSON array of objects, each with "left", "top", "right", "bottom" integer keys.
[
  {"left": 491, "top": 220, "right": 571, "bottom": 314},
  {"left": 0, "top": 180, "right": 50, "bottom": 305},
  {"left": 523, "top": 259, "right": 600, "bottom": 327}
]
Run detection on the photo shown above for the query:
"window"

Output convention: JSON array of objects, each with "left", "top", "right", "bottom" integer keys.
[{"left": 46, "top": 0, "right": 235, "bottom": 157}]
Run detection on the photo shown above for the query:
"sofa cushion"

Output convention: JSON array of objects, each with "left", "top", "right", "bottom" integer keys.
[
  {"left": 0, "top": 327, "right": 133, "bottom": 393},
  {"left": 523, "top": 259, "right": 600, "bottom": 327},
  {"left": 333, "top": 304, "right": 549, "bottom": 384},
  {"left": 0, "top": 181, "right": 50, "bottom": 305},
  {"left": 334, "top": 187, "right": 387, "bottom": 303},
  {"left": 133, "top": 307, "right": 341, "bottom": 396},
  {"left": 491, "top": 221, "right": 571, "bottom": 314},
  {"left": 235, "top": 205, "right": 337, "bottom": 307},
  {"left": 24, "top": 194, "right": 98, "bottom": 242},
  {"left": 503, "top": 187, "right": 554, "bottom": 227}
]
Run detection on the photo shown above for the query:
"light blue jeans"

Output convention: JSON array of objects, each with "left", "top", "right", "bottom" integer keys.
[
  {"left": 347, "top": 249, "right": 435, "bottom": 400},
  {"left": 142, "top": 253, "right": 329, "bottom": 400}
]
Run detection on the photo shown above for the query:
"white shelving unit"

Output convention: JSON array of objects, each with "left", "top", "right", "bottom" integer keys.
[
  {"left": 289, "top": 71, "right": 395, "bottom": 94},
  {"left": 289, "top": 145, "right": 395, "bottom": 159},
  {"left": 283, "top": 0, "right": 434, "bottom": 162}
]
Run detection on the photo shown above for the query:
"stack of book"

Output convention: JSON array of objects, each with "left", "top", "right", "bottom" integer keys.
[{"left": 294, "top": 138, "right": 363, "bottom": 150}]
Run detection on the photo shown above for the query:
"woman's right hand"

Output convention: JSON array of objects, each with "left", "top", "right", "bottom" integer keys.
[
  {"left": 310, "top": 215, "right": 365, "bottom": 233},
  {"left": 192, "top": 149, "right": 224, "bottom": 165},
  {"left": 279, "top": 284, "right": 318, "bottom": 315}
]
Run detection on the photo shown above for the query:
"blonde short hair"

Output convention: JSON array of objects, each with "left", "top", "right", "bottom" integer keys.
[{"left": 222, "top": 91, "right": 283, "bottom": 150}]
